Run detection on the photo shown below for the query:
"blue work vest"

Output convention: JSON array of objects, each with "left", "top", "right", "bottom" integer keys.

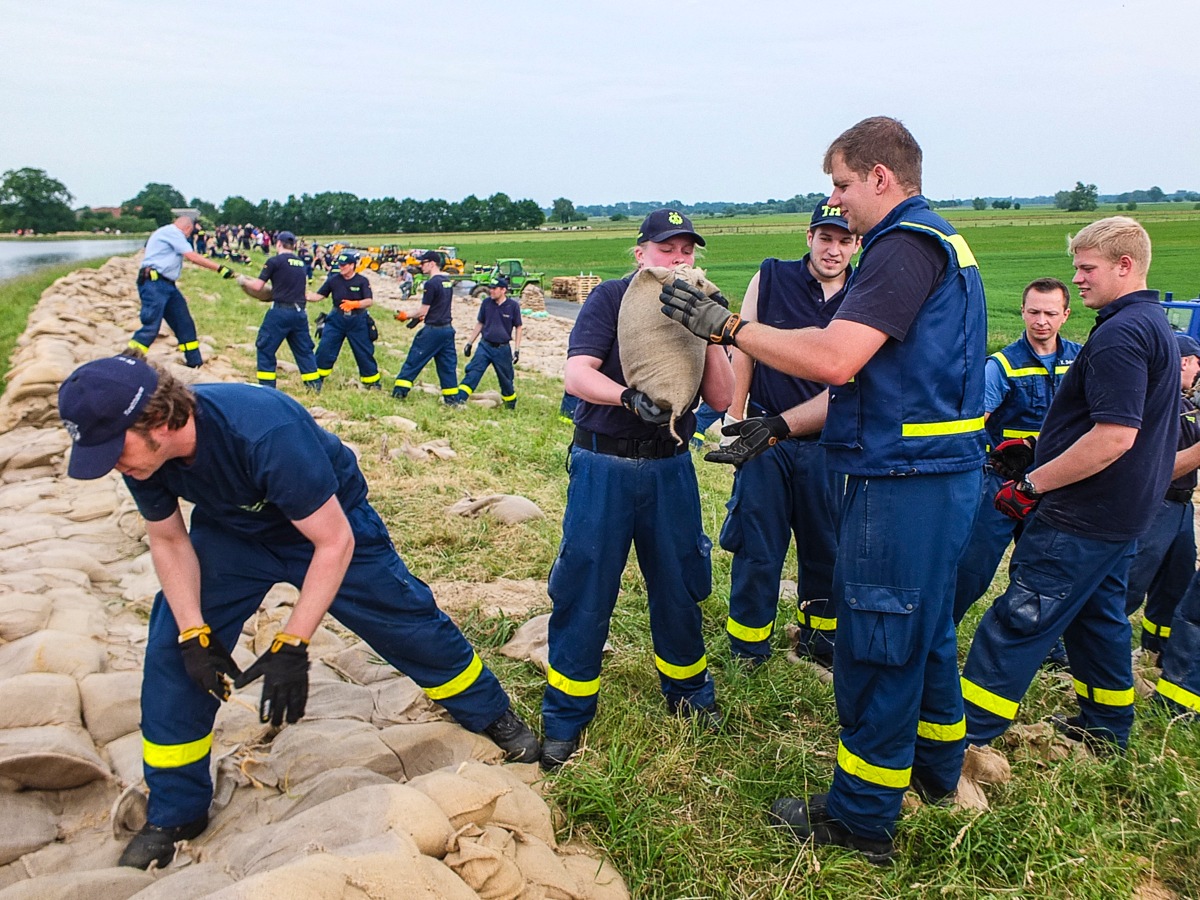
[
  {"left": 985, "top": 334, "right": 1081, "bottom": 446},
  {"left": 822, "top": 197, "right": 987, "bottom": 476}
]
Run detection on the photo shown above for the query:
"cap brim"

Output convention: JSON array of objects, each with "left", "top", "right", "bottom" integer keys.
[
  {"left": 810, "top": 218, "right": 851, "bottom": 231},
  {"left": 67, "top": 433, "right": 126, "bottom": 480},
  {"left": 641, "top": 228, "right": 706, "bottom": 247}
]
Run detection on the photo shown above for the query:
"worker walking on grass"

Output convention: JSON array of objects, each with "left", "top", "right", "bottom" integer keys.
[
  {"left": 539, "top": 209, "right": 734, "bottom": 771},
  {"left": 235, "top": 231, "right": 321, "bottom": 391},
  {"left": 457, "top": 275, "right": 522, "bottom": 409},
  {"left": 57, "top": 356, "right": 541, "bottom": 870},
  {"left": 393, "top": 250, "right": 463, "bottom": 404},
  {"left": 128, "top": 214, "right": 237, "bottom": 366},
  {"left": 310, "top": 251, "right": 382, "bottom": 389},
  {"left": 960, "top": 217, "right": 1177, "bottom": 758},
  {"left": 661, "top": 117, "right": 986, "bottom": 864},
  {"left": 706, "top": 200, "right": 858, "bottom": 674}
]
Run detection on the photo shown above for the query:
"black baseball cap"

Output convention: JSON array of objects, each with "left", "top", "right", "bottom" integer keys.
[
  {"left": 490, "top": 276, "right": 509, "bottom": 289},
  {"left": 417, "top": 250, "right": 443, "bottom": 265},
  {"left": 1176, "top": 333, "right": 1200, "bottom": 359},
  {"left": 336, "top": 252, "right": 357, "bottom": 267},
  {"left": 636, "top": 209, "right": 706, "bottom": 247},
  {"left": 810, "top": 199, "right": 850, "bottom": 231},
  {"left": 58, "top": 356, "right": 159, "bottom": 480},
  {"left": 276, "top": 230, "right": 297, "bottom": 245}
]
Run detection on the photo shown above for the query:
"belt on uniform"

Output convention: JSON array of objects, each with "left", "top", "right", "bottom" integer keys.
[
  {"left": 573, "top": 425, "right": 685, "bottom": 460},
  {"left": 484, "top": 340, "right": 508, "bottom": 348},
  {"left": 272, "top": 302, "right": 306, "bottom": 312},
  {"left": 424, "top": 320, "right": 452, "bottom": 328},
  {"left": 138, "top": 267, "right": 173, "bottom": 285},
  {"left": 1165, "top": 486, "right": 1194, "bottom": 503}
]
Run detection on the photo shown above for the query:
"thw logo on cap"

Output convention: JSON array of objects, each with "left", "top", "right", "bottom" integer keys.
[
  {"left": 822, "top": 204, "right": 842, "bottom": 218},
  {"left": 667, "top": 212, "right": 683, "bottom": 225}
]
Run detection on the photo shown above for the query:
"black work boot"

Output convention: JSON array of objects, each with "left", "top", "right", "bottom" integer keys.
[
  {"left": 1047, "top": 714, "right": 1122, "bottom": 757},
  {"left": 483, "top": 708, "right": 541, "bottom": 763},
  {"left": 540, "top": 737, "right": 579, "bottom": 771},
  {"left": 118, "top": 815, "right": 208, "bottom": 869},
  {"left": 668, "top": 696, "right": 724, "bottom": 733},
  {"left": 768, "top": 793, "right": 895, "bottom": 866}
]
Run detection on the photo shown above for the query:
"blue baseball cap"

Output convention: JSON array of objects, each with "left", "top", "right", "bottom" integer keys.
[
  {"left": 1176, "top": 333, "right": 1200, "bottom": 359},
  {"left": 58, "top": 356, "right": 159, "bottom": 480},
  {"left": 417, "top": 250, "right": 443, "bottom": 265},
  {"left": 276, "top": 230, "right": 297, "bottom": 245},
  {"left": 636, "top": 209, "right": 705, "bottom": 247},
  {"left": 490, "top": 276, "right": 509, "bottom": 289},
  {"left": 810, "top": 199, "right": 850, "bottom": 231}
]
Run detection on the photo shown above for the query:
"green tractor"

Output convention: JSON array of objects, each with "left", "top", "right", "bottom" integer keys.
[{"left": 468, "top": 259, "right": 545, "bottom": 303}]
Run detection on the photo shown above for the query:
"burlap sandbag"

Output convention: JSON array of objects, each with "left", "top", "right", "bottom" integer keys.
[
  {"left": 324, "top": 641, "right": 401, "bottom": 685},
  {"left": 0, "top": 724, "right": 109, "bottom": 789},
  {"left": 0, "top": 672, "right": 81, "bottom": 729},
  {"left": 369, "top": 676, "right": 446, "bottom": 727},
  {"left": 276, "top": 766, "right": 396, "bottom": 822},
  {"left": 457, "top": 760, "right": 557, "bottom": 847},
  {"left": 79, "top": 672, "right": 142, "bottom": 745},
  {"left": 123, "top": 863, "right": 235, "bottom": 899},
  {"left": 378, "top": 722, "right": 505, "bottom": 779},
  {"left": 512, "top": 835, "right": 583, "bottom": 899},
  {"left": 617, "top": 264, "right": 718, "bottom": 444},
  {"left": 0, "top": 867, "right": 155, "bottom": 900},
  {"left": 560, "top": 852, "right": 632, "bottom": 900},
  {"left": 264, "top": 719, "right": 404, "bottom": 786},
  {"left": 446, "top": 494, "right": 545, "bottom": 525},
  {"left": 443, "top": 824, "right": 524, "bottom": 900},
  {"left": 407, "top": 766, "right": 508, "bottom": 829},
  {"left": 0, "top": 791, "right": 58, "bottom": 866},
  {"left": 0, "top": 630, "right": 105, "bottom": 680}
]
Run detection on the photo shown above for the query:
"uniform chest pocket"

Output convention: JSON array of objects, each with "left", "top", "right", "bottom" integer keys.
[{"left": 843, "top": 583, "right": 920, "bottom": 667}]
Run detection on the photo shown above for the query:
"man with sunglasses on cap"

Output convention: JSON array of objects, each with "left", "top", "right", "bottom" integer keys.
[
  {"left": 457, "top": 275, "right": 523, "bottom": 409},
  {"left": 310, "top": 251, "right": 382, "bottom": 389},
  {"left": 58, "top": 355, "right": 542, "bottom": 869},
  {"left": 393, "top": 250, "right": 463, "bottom": 405},
  {"left": 128, "top": 214, "right": 237, "bottom": 366}
]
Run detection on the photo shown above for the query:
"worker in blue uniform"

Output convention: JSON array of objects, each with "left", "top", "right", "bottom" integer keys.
[
  {"left": 1125, "top": 334, "right": 1200, "bottom": 653},
  {"left": 458, "top": 276, "right": 522, "bottom": 409},
  {"left": 129, "top": 214, "right": 237, "bottom": 365},
  {"left": 393, "top": 250, "right": 463, "bottom": 404},
  {"left": 235, "top": 231, "right": 321, "bottom": 391},
  {"left": 310, "top": 251, "right": 382, "bottom": 389},
  {"left": 708, "top": 200, "right": 858, "bottom": 672},
  {"left": 1154, "top": 561, "right": 1200, "bottom": 717},
  {"left": 960, "top": 216, "right": 1178, "bottom": 758},
  {"left": 57, "top": 356, "right": 541, "bottom": 870},
  {"left": 953, "top": 279, "right": 1080, "bottom": 634},
  {"left": 540, "top": 209, "right": 734, "bottom": 771},
  {"left": 661, "top": 117, "right": 986, "bottom": 864}
]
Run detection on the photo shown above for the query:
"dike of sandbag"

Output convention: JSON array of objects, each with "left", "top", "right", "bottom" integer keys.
[{"left": 0, "top": 257, "right": 629, "bottom": 900}]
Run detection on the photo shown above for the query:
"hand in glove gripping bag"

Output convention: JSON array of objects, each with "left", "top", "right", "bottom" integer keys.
[
  {"left": 178, "top": 624, "right": 241, "bottom": 701},
  {"left": 620, "top": 387, "right": 671, "bottom": 425},
  {"left": 217, "top": 265, "right": 236, "bottom": 279},
  {"left": 659, "top": 279, "right": 745, "bottom": 345},
  {"left": 989, "top": 437, "right": 1036, "bottom": 481},
  {"left": 234, "top": 632, "right": 310, "bottom": 725},
  {"left": 704, "top": 415, "right": 789, "bottom": 466}
]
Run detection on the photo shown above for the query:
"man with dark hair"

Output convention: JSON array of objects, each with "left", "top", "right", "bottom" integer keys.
[
  {"left": 953, "top": 278, "right": 1081, "bottom": 627},
  {"left": 310, "top": 251, "right": 382, "bottom": 389},
  {"left": 128, "top": 215, "right": 237, "bottom": 366},
  {"left": 393, "top": 250, "right": 463, "bottom": 404},
  {"left": 236, "top": 231, "right": 321, "bottom": 391},
  {"left": 661, "top": 116, "right": 986, "bottom": 863},
  {"left": 57, "top": 356, "right": 541, "bottom": 870},
  {"left": 457, "top": 275, "right": 522, "bottom": 408}
]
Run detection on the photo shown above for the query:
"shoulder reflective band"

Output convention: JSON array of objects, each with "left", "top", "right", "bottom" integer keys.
[
  {"left": 422, "top": 652, "right": 483, "bottom": 700},
  {"left": 898, "top": 222, "right": 978, "bottom": 269}
]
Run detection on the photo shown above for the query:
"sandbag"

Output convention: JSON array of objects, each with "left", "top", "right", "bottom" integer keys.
[
  {"left": 298, "top": 678, "right": 375, "bottom": 723},
  {"left": 0, "top": 630, "right": 105, "bottom": 680},
  {"left": 617, "top": 264, "right": 716, "bottom": 444},
  {"left": 560, "top": 852, "right": 631, "bottom": 900},
  {"left": 0, "top": 724, "right": 110, "bottom": 788},
  {"left": 512, "top": 835, "right": 583, "bottom": 899},
  {"left": 378, "top": 721, "right": 504, "bottom": 779},
  {"left": 276, "top": 766, "right": 396, "bottom": 821},
  {"left": 446, "top": 494, "right": 545, "bottom": 525},
  {"left": 78, "top": 672, "right": 142, "bottom": 745},
  {"left": 102, "top": 730, "right": 145, "bottom": 786},
  {"left": 443, "top": 825, "right": 523, "bottom": 900},
  {"left": 0, "top": 867, "right": 154, "bottom": 900},
  {"left": 324, "top": 641, "right": 400, "bottom": 685},
  {"left": 124, "top": 863, "right": 235, "bottom": 899},
  {"left": 458, "top": 760, "right": 557, "bottom": 847},
  {"left": 0, "top": 672, "right": 81, "bottom": 729},
  {"left": 0, "top": 792, "right": 58, "bottom": 866},
  {"left": 369, "top": 676, "right": 446, "bottom": 727},
  {"left": 407, "top": 766, "right": 508, "bottom": 830},
  {"left": 264, "top": 719, "right": 403, "bottom": 786}
]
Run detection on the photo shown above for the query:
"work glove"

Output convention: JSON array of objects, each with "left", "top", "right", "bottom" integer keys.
[
  {"left": 406, "top": 317, "right": 420, "bottom": 329},
  {"left": 704, "top": 415, "right": 790, "bottom": 466},
  {"left": 512, "top": 349, "right": 520, "bottom": 364},
  {"left": 620, "top": 387, "right": 671, "bottom": 425},
  {"left": 988, "top": 437, "right": 1036, "bottom": 481},
  {"left": 217, "top": 265, "right": 236, "bottom": 279},
  {"left": 995, "top": 479, "right": 1040, "bottom": 521},
  {"left": 660, "top": 279, "right": 745, "bottom": 345},
  {"left": 234, "top": 632, "right": 310, "bottom": 726},
  {"left": 339, "top": 300, "right": 361, "bottom": 312},
  {"left": 463, "top": 342, "right": 473, "bottom": 357},
  {"left": 394, "top": 310, "right": 409, "bottom": 322},
  {"left": 178, "top": 624, "right": 241, "bottom": 701}
]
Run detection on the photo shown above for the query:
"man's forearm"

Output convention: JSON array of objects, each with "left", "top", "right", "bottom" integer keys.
[
  {"left": 148, "top": 526, "right": 204, "bottom": 632},
  {"left": 781, "top": 390, "right": 830, "bottom": 437},
  {"left": 1027, "top": 422, "right": 1137, "bottom": 493},
  {"left": 284, "top": 537, "right": 354, "bottom": 640}
]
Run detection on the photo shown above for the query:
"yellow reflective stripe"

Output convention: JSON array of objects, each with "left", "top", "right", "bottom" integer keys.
[
  {"left": 1156, "top": 677, "right": 1200, "bottom": 712},
  {"left": 394, "top": 379, "right": 413, "bottom": 388},
  {"left": 836, "top": 740, "right": 910, "bottom": 789},
  {"left": 1001, "top": 428, "right": 1040, "bottom": 439},
  {"left": 917, "top": 717, "right": 966, "bottom": 742},
  {"left": 655, "top": 653, "right": 708, "bottom": 681},
  {"left": 441, "top": 387, "right": 460, "bottom": 396},
  {"left": 546, "top": 663, "right": 600, "bottom": 697},
  {"left": 257, "top": 371, "right": 277, "bottom": 380},
  {"left": 423, "top": 652, "right": 483, "bottom": 700},
  {"left": 961, "top": 677, "right": 1019, "bottom": 720},
  {"left": 501, "top": 393, "right": 516, "bottom": 402},
  {"left": 458, "top": 384, "right": 474, "bottom": 396},
  {"left": 902, "top": 416, "right": 985, "bottom": 438},
  {"left": 361, "top": 373, "right": 381, "bottom": 384},
  {"left": 797, "top": 611, "right": 837, "bottom": 631},
  {"left": 1072, "top": 678, "right": 1134, "bottom": 707},
  {"left": 1143, "top": 616, "right": 1170, "bottom": 638},
  {"left": 1054, "top": 365, "right": 1071, "bottom": 375},
  {"left": 726, "top": 616, "right": 773, "bottom": 642},
  {"left": 144, "top": 733, "right": 212, "bottom": 769},
  {"left": 898, "top": 222, "right": 978, "bottom": 268},
  {"left": 557, "top": 415, "right": 574, "bottom": 424},
  {"left": 300, "top": 371, "right": 321, "bottom": 382},
  {"left": 178, "top": 341, "right": 200, "bottom": 351},
  {"left": 991, "top": 352, "right": 1072, "bottom": 381},
  {"left": 128, "top": 340, "right": 149, "bottom": 352},
  {"left": 317, "top": 368, "right": 333, "bottom": 377},
  {"left": 693, "top": 432, "right": 705, "bottom": 442}
]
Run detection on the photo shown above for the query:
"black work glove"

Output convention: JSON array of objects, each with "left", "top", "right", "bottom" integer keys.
[
  {"left": 233, "top": 633, "right": 310, "bottom": 726},
  {"left": 178, "top": 624, "right": 241, "bottom": 701},
  {"left": 660, "top": 279, "right": 746, "bottom": 345},
  {"left": 512, "top": 349, "right": 520, "bottom": 364},
  {"left": 710, "top": 290, "right": 730, "bottom": 309},
  {"left": 217, "top": 265, "right": 236, "bottom": 279},
  {"left": 406, "top": 317, "right": 420, "bottom": 329},
  {"left": 988, "top": 437, "right": 1036, "bottom": 481},
  {"left": 704, "top": 415, "right": 790, "bottom": 466},
  {"left": 995, "top": 479, "right": 1040, "bottom": 521},
  {"left": 463, "top": 342, "right": 473, "bottom": 357},
  {"left": 620, "top": 387, "right": 671, "bottom": 425}
]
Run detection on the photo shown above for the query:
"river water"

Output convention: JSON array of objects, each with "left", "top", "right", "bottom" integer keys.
[{"left": 0, "top": 239, "right": 144, "bottom": 282}]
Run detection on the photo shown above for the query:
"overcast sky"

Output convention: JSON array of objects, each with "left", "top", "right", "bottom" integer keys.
[{"left": 5, "top": 0, "right": 1198, "bottom": 209}]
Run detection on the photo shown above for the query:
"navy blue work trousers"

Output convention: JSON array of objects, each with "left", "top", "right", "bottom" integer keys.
[{"left": 132, "top": 277, "right": 202, "bottom": 366}]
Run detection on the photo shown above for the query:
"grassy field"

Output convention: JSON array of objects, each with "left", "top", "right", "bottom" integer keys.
[{"left": 4, "top": 208, "right": 1199, "bottom": 898}]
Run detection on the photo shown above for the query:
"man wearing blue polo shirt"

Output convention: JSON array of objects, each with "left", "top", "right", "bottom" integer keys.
[
  {"left": 393, "top": 250, "right": 462, "bottom": 404},
  {"left": 128, "top": 215, "right": 237, "bottom": 366},
  {"left": 960, "top": 216, "right": 1178, "bottom": 757},
  {"left": 458, "top": 276, "right": 523, "bottom": 408}
]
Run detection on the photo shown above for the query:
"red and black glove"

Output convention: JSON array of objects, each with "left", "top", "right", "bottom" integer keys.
[
  {"left": 995, "top": 478, "right": 1040, "bottom": 521},
  {"left": 988, "top": 437, "right": 1036, "bottom": 481}
]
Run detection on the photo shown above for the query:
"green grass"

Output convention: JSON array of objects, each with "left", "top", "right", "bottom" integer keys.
[{"left": 9, "top": 210, "right": 1200, "bottom": 898}]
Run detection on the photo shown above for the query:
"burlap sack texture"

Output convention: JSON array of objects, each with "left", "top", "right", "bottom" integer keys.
[
  {"left": 617, "top": 264, "right": 719, "bottom": 445},
  {"left": 0, "top": 257, "right": 629, "bottom": 899}
]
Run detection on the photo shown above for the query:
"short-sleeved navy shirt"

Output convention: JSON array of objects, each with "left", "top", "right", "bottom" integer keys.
[
  {"left": 568, "top": 275, "right": 698, "bottom": 440},
  {"left": 832, "top": 231, "right": 946, "bottom": 340},
  {"left": 315, "top": 272, "right": 372, "bottom": 310},
  {"left": 124, "top": 384, "right": 369, "bottom": 544},
  {"left": 478, "top": 297, "right": 522, "bottom": 344},
  {"left": 1173, "top": 396, "right": 1200, "bottom": 491},
  {"left": 1034, "top": 290, "right": 1179, "bottom": 541},
  {"left": 421, "top": 274, "right": 454, "bottom": 326},
  {"left": 258, "top": 252, "right": 308, "bottom": 306}
]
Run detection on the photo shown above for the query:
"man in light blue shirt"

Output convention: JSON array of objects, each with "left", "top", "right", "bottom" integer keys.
[{"left": 128, "top": 215, "right": 237, "bottom": 367}]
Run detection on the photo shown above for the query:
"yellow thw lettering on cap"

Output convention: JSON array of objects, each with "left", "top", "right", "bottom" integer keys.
[
  {"left": 667, "top": 212, "right": 683, "bottom": 225},
  {"left": 823, "top": 204, "right": 842, "bottom": 217}
]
